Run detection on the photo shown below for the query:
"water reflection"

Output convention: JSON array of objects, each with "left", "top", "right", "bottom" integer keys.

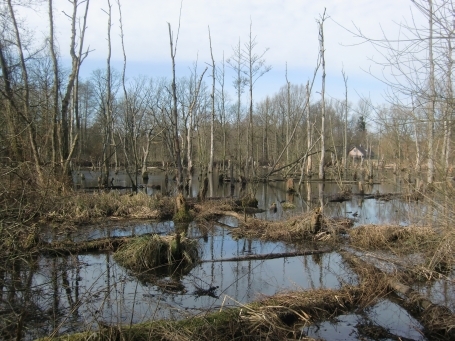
[
  {"left": 306, "top": 299, "right": 427, "bottom": 340},
  {"left": 15, "top": 225, "right": 356, "bottom": 339},
  {"left": 73, "top": 169, "right": 425, "bottom": 226},
  {"left": 10, "top": 169, "right": 444, "bottom": 339}
]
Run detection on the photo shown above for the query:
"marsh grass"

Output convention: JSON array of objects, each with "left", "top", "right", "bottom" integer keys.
[
  {"left": 281, "top": 201, "right": 296, "bottom": 209},
  {"left": 113, "top": 233, "right": 199, "bottom": 274},
  {"left": 230, "top": 209, "right": 353, "bottom": 242},
  {"left": 37, "top": 281, "right": 385, "bottom": 341},
  {"left": 349, "top": 224, "right": 437, "bottom": 251},
  {"left": 42, "top": 192, "right": 174, "bottom": 225}
]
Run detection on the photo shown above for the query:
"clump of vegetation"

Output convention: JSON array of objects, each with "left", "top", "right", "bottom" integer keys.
[
  {"left": 231, "top": 208, "right": 327, "bottom": 242},
  {"left": 281, "top": 201, "right": 295, "bottom": 210},
  {"left": 42, "top": 191, "right": 174, "bottom": 225},
  {"left": 192, "top": 199, "right": 236, "bottom": 222},
  {"left": 113, "top": 233, "right": 199, "bottom": 274},
  {"left": 348, "top": 224, "right": 455, "bottom": 279},
  {"left": 348, "top": 224, "right": 436, "bottom": 251}
]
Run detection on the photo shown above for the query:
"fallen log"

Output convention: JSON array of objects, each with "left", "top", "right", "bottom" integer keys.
[
  {"left": 200, "top": 249, "right": 329, "bottom": 263},
  {"left": 341, "top": 251, "right": 455, "bottom": 340}
]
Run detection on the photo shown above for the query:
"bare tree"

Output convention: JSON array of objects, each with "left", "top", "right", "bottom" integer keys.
[
  {"left": 242, "top": 19, "right": 271, "bottom": 176},
  {"left": 168, "top": 4, "right": 184, "bottom": 192},
  {"left": 317, "top": 9, "right": 328, "bottom": 181},
  {"left": 48, "top": 0, "right": 59, "bottom": 168},
  {"left": 186, "top": 65, "right": 208, "bottom": 182},
  {"left": 342, "top": 68, "right": 348, "bottom": 177},
  {"left": 285, "top": 63, "right": 291, "bottom": 166},
  {"left": 344, "top": 0, "right": 454, "bottom": 183},
  {"left": 227, "top": 38, "right": 247, "bottom": 176},
  {"left": 98, "top": 0, "right": 114, "bottom": 187},
  {"left": 5, "top": 0, "right": 43, "bottom": 183},
  {"left": 208, "top": 26, "right": 215, "bottom": 174},
  {"left": 306, "top": 80, "right": 312, "bottom": 176},
  {"left": 216, "top": 52, "right": 228, "bottom": 172},
  {"left": 52, "top": 0, "right": 90, "bottom": 177}
]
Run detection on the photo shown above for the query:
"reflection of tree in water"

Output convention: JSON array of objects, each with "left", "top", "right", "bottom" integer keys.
[
  {"left": 0, "top": 257, "right": 46, "bottom": 339},
  {"left": 312, "top": 252, "right": 322, "bottom": 266}
]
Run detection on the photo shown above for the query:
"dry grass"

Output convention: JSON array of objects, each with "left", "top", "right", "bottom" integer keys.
[
  {"left": 348, "top": 224, "right": 455, "bottom": 277},
  {"left": 192, "top": 199, "right": 237, "bottom": 222},
  {"left": 38, "top": 282, "right": 385, "bottom": 341},
  {"left": 113, "top": 233, "right": 199, "bottom": 274},
  {"left": 349, "top": 224, "right": 437, "bottom": 251},
  {"left": 41, "top": 192, "right": 174, "bottom": 225},
  {"left": 281, "top": 201, "right": 296, "bottom": 209},
  {"left": 231, "top": 212, "right": 318, "bottom": 242},
  {"left": 230, "top": 209, "right": 353, "bottom": 243}
]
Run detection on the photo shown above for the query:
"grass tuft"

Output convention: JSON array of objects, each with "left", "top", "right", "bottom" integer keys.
[{"left": 113, "top": 233, "right": 199, "bottom": 274}]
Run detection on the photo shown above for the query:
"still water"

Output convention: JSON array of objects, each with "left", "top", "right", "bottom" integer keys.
[
  {"left": 2, "top": 170, "right": 442, "bottom": 339},
  {"left": 29, "top": 228, "right": 354, "bottom": 338}
]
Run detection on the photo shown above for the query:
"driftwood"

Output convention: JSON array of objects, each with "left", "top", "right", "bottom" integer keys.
[{"left": 200, "top": 249, "right": 329, "bottom": 263}]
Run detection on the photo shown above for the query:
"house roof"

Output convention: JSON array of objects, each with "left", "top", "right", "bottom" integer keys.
[{"left": 349, "top": 145, "right": 368, "bottom": 155}]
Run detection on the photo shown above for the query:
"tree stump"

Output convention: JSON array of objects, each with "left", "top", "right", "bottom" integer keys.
[
  {"left": 310, "top": 207, "right": 322, "bottom": 234},
  {"left": 286, "top": 178, "right": 295, "bottom": 193}
]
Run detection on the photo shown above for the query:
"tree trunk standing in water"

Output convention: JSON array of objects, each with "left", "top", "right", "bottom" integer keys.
[
  {"left": 318, "top": 10, "right": 327, "bottom": 181},
  {"left": 217, "top": 52, "right": 227, "bottom": 172},
  {"left": 342, "top": 69, "right": 348, "bottom": 179},
  {"left": 208, "top": 26, "right": 215, "bottom": 174},
  {"left": 306, "top": 81, "right": 312, "bottom": 176},
  {"left": 168, "top": 22, "right": 184, "bottom": 191},
  {"left": 186, "top": 67, "right": 207, "bottom": 189},
  {"left": 243, "top": 20, "right": 271, "bottom": 177},
  {"left": 101, "top": 0, "right": 113, "bottom": 188},
  {"left": 117, "top": 0, "right": 138, "bottom": 191},
  {"left": 285, "top": 63, "right": 291, "bottom": 167},
  {"left": 57, "top": 0, "right": 89, "bottom": 178},
  {"left": 227, "top": 39, "right": 246, "bottom": 177},
  {"left": 70, "top": 0, "right": 90, "bottom": 168}
]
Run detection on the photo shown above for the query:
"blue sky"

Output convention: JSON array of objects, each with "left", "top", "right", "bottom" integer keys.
[{"left": 19, "top": 0, "right": 426, "bottom": 106}]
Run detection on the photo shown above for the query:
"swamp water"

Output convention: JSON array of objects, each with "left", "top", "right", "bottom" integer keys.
[{"left": 3, "top": 170, "right": 451, "bottom": 340}]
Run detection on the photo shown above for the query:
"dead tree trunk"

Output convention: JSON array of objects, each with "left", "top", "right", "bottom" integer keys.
[
  {"left": 208, "top": 26, "right": 215, "bottom": 174},
  {"left": 342, "top": 69, "right": 348, "bottom": 179},
  {"left": 318, "top": 9, "right": 327, "bottom": 181},
  {"left": 168, "top": 20, "right": 184, "bottom": 192}
]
